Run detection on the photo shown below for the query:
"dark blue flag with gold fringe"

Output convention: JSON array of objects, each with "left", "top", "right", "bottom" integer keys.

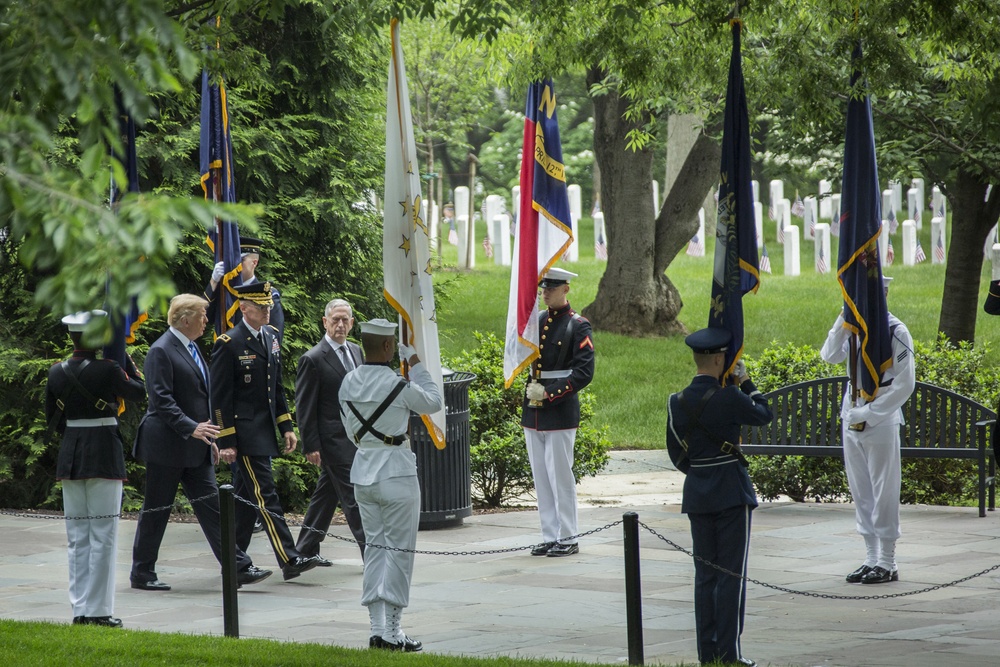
[
  {"left": 709, "top": 20, "right": 760, "bottom": 382},
  {"left": 200, "top": 52, "right": 242, "bottom": 337},
  {"left": 103, "top": 92, "right": 147, "bottom": 386},
  {"left": 837, "top": 42, "right": 891, "bottom": 401}
]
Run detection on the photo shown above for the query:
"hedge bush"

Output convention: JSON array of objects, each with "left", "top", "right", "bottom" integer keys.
[
  {"left": 447, "top": 331, "right": 611, "bottom": 507},
  {"left": 745, "top": 336, "right": 1000, "bottom": 506}
]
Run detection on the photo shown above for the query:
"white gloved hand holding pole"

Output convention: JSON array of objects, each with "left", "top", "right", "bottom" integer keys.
[
  {"left": 525, "top": 381, "right": 545, "bottom": 401},
  {"left": 212, "top": 261, "right": 225, "bottom": 282}
]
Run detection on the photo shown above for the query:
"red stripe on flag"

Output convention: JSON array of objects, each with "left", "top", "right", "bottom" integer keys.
[{"left": 516, "top": 117, "right": 540, "bottom": 336}]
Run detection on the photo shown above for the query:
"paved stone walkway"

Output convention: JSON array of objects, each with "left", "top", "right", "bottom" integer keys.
[{"left": 1, "top": 451, "right": 999, "bottom": 666}]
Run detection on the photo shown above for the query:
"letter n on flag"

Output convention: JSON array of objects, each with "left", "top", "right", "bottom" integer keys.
[
  {"left": 709, "top": 21, "right": 759, "bottom": 382},
  {"left": 383, "top": 19, "right": 446, "bottom": 449},
  {"left": 503, "top": 79, "right": 573, "bottom": 387},
  {"left": 836, "top": 42, "right": 892, "bottom": 401}
]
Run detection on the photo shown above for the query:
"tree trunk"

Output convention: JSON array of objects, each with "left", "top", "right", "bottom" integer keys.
[
  {"left": 581, "top": 68, "right": 721, "bottom": 336},
  {"left": 938, "top": 168, "right": 1000, "bottom": 343}
]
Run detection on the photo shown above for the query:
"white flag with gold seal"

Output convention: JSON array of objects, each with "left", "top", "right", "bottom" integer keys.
[{"left": 383, "top": 18, "right": 446, "bottom": 449}]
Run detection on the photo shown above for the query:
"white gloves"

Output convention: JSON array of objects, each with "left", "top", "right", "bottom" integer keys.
[
  {"left": 845, "top": 406, "right": 867, "bottom": 426},
  {"left": 526, "top": 381, "right": 545, "bottom": 401},
  {"left": 398, "top": 343, "right": 416, "bottom": 362},
  {"left": 212, "top": 261, "right": 225, "bottom": 282},
  {"left": 733, "top": 359, "right": 747, "bottom": 380}
]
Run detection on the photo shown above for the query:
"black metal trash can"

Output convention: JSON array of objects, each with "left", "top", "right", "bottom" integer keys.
[{"left": 409, "top": 370, "right": 476, "bottom": 529}]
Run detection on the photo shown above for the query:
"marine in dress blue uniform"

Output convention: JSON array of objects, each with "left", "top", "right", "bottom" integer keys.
[
  {"left": 45, "top": 310, "right": 145, "bottom": 628},
  {"left": 520, "top": 267, "right": 595, "bottom": 557},
  {"left": 665, "top": 328, "right": 772, "bottom": 667},
  {"left": 209, "top": 282, "right": 318, "bottom": 581}
]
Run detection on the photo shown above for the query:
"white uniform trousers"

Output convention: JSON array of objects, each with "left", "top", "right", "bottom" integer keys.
[
  {"left": 63, "top": 479, "right": 122, "bottom": 618},
  {"left": 524, "top": 428, "right": 578, "bottom": 543},
  {"left": 843, "top": 421, "right": 901, "bottom": 540},
  {"left": 356, "top": 475, "right": 420, "bottom": 608}
]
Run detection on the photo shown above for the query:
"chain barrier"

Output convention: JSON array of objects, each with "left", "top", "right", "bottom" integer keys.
[
  {"left": 638, "top": 520, "right": 1000, "bottom": 601},
  {"left": 7, "top": 492, "right": 999, "bottom": 601}
]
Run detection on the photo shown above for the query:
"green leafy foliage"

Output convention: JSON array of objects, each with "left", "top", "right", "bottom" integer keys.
[
  {"left": 744, "top": 337, "right": 1000, "bottom": 507},
  {"left": 447, "top": 331, "right": 610, "bottom": 507}
]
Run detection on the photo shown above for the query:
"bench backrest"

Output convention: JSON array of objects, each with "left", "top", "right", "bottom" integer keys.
[{"left": 741, "top": 377, "right": 996, "bottom": 449}]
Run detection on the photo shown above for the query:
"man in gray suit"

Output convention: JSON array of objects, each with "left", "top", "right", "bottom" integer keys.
[
  {"left": 295, "top": 298, "right": 366, "bottom": 564},
  {"left": 130, "top": 294, "right": 272, "bottom": 590}
]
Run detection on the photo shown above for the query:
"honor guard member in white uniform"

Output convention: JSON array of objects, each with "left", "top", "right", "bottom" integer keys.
[
  {"left": 522, "top": 267, "right": 595, "bottom": 557},
  {"left": 210, "top": 282, "right": 319, "bottom": 581},
  {"left": 821, "top": 276, "right": 915, "bottom": 585},
  {"left": 45, "top": 311, "right": 145, "bottom": 628},
  {"left": 339, "top": 318, "right": 443, "bottom": 652},
  {"left": 666, "top": 328, "right": 771, "bottom": 667}
]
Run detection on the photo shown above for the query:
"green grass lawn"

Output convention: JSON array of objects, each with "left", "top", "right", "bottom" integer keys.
[{"left": 433, "top": 211, "right": 1000, "bottom": 449}]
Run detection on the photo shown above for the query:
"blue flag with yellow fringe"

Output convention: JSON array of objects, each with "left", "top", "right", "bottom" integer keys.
[
  {"left": 200, "top": 57, "right": 242, "bottom": 337},
  {"left": 709, "top": 20, "right": 760, "bottom": 381},
  {"left": 836, "top": 42, "right": 892, "bottom": 401}
]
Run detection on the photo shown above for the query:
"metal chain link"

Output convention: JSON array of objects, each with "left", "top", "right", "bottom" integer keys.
[
  {"left": 231, "top": 491, "right": 623, "bottom": 556},
  {"left": 0, "top": 492, "right": 221, "bottom": 522},
  {"left": 639, "top": 520, "right": 1000, "bottom": 601}
]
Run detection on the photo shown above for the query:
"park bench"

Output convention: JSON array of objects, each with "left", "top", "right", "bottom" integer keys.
[{"left": 739, "top": 376, "right": 997, "bottom": 517}]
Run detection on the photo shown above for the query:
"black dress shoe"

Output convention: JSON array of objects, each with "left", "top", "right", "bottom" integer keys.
[
  {"left": 282, "top": 556, "right": 320, "bottom": 581},
  {"left": 72, "top": 616, "right": 86, "bottom": 625},
  {"left": 845, "top": 564, "right": 874, "bottom": 583},
  {"left": 736, "top": 658, "right": 757, "bottom": 667},
  {"left": 312, "top": 556, "right": 333, "bottom": 567},
  {"left": 369, "top": 635, "right": 381, "bottom": 648},
  {"left": 547, "top": 542, "right": 579, "bottom": 557},
  {"left": 381, "top": 634, "right": 422, "bottom": 652},
  {"left": 130, "top": 578, "right": 171, "bottom": 591},
  {"left": 253, "top": 520, "right": 264, "bottom": 534},
  {"left": 237, "top": 565, "right": 272, "bottom": 587},
  {"left": 530, "top": 541, "right": 556, "bottom": 556},
  {"left": 861, "top": 566, "right": 899, "bottom": 584},
  {"left": 87, "top": 616, "right": 123, "bottom": 628}
]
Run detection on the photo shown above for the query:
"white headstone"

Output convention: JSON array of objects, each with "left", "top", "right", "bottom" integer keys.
[
  {"left": 908, "top": 187, "right": 923, "bottom": 230},
  {"left": 652, "top": 180, "right": 660, "bottom": 213},
  {"left": 780, "top": 197, "right": 791, "bottom": 245},
  {"left": 931, "top": 185, "right": 947, "bottom": 219},
  {"left": 754, "top": 201, "right": 763, "bottom": 249},
  {"left": 931, "top": 216, "right": 946, "bottom": 265},
  {"left": 511, "top": 185, "right": 521, "bottom": 220},
  {"left": 803, "top": 196, "right": 818, "bottom": 240},
  {"left": 912, "top": 177, "right": 925, "bottom": 210},
  {"left": 902, "top": 220, "right": 917, "bottom": 266},
  {"left": 689, "top": 209, "right": 706, "bottom": 258},
  {"left": 882, "top": 189, "right": 894, "bottom": 221},
  {"left": 814, "top": 223, "right": 831, "bottom": 274},
  {"left": 890, "top": 180, "right": 903, "bottom": 214},
  {"left": 784, "top": 225, "right": 800, "bottom": 276},
  {"left": 485, "top": 194, "right": 504, "bottom": 264},
  {"left": 770, "top": 180, "right": 784, "bottom": 219},
  {"left": 593, "top": 212, "right": 608, "bottom": 261},
  {"left": 878, "top": 220, "right": 891, "bottom": 264},
  {"left": 818, "top": 180, "right": 832, "bottom": 219},
  {"left": 454, "top": 186, "right": 470, "bottom": 229},
  {"left": 456, "top": 214, "right": 471, "bottom": 269},
  {"left": 492, "top": 214, "right": 511, "bottom": 266},
  {"left": 752, "top": 180, "right": 760, "bottom": 203}
]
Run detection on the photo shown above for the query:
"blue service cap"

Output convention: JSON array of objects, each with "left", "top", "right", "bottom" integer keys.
[
  {"left": 239, "top": 236, "right": 264, "bottom": 255},
  {"left": 685, "top": 327, "right": 731, "bottom": 354}
]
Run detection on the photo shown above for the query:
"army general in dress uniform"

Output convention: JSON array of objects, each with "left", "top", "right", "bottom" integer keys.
[
  {"left": 521, "top": 267, "right": 595, "bottom": 558},
  {"left": 45, "top": 310, "right": 145, "bottom": 628},
  {"left": 209, "top": 282, "right": 318, "bottom": 581},
  {"left": 206, "top": 236, "right": 285, "bottom": 342},
  {"left": 666, "top": 327, "right": 772, "bottom": 667}
]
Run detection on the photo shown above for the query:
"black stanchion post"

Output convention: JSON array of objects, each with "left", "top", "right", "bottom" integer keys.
[
  {"left": 623, "top": 511, "right": 643, "bottom": 665},
  {"left": 219, "top": 484, "right": 239, "bottom": 638}
]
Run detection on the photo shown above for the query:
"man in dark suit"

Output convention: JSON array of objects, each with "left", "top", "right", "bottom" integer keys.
[
  {"left": 666, "top": 328, "right": 772, "bottom": 667},
  {"left": 295, "top": 298, "right": 366, "bottom": 564},
  {"left": 210, "top": 282, "right": 318, "bottom": 581},
  {"left": 130, "top": 294, "right": 272, "bottom": 591}
]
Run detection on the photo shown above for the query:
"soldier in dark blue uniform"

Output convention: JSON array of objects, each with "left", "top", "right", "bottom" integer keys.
[
  {"left": 209, "top": 282, "right": 318, "bottom": 581},
  {"left": 205, "top": 236, "right": 285, "bottom": 342},
  {"left": 45, "top": 310, "right": 145, "bottom": 628},
  {"left": 665, "top": 327, "right": 772, "bottom": 667},
  {"left": 521, "top": 267, "right": 595, "bottom": 557}
]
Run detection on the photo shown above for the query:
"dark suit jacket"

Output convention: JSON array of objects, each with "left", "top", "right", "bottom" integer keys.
[
  {"left": 133, "top": 330, "right": 214, "bottom": 469},
  {"left": 666, "top": 375, "right": 772, "bottom": 514},
  {"left": 295, "top": 339, "right": 362, "bottom": 467},
  {"left": 210, "top": 320, "right": 293, "bottom": 456}
]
